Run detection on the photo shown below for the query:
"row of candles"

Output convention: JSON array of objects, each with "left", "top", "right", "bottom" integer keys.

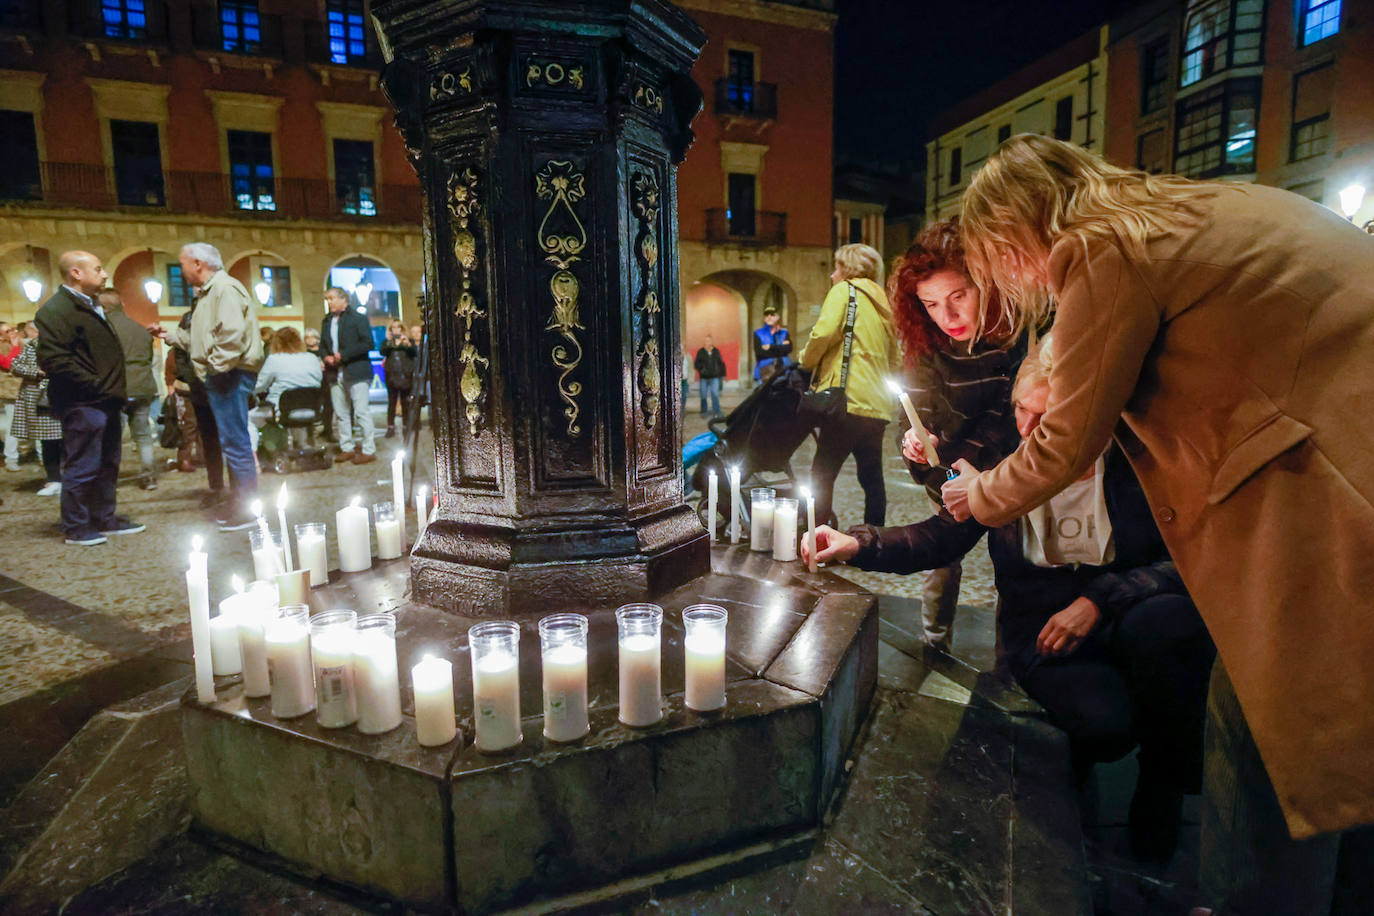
[
  {"left": 191, "top": 559, "right": 727, "bottom": 750},
  {"left": 704, "top": 471, "right": 819, "bottom": 572}
]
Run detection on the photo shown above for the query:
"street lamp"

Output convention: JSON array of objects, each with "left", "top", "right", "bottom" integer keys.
[
  {"left": 1339, "top": 184, "right": 1366, "bottom": 221},
  {"left": 354, "top": 281, "right": 373, "bottom": 305},
  {"left": 254, "top": 280, "right": 272, "bottom": 306},
  {"left": 143, "top": 276, "right": 164, "bottom": 304},
  {"left": 21, "top": 277, "right": 43, "bottom": 303}
]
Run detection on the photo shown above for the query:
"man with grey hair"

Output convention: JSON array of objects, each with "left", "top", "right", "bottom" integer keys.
[{"left": 151, "top": 242, "right": 263, "bottom": 530}]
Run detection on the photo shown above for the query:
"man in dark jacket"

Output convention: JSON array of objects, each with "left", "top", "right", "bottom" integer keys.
[
  {"left": 319, "top": 286, "right": 376, "bottom": 464},
  {"left": 101, "top": 290, "right": 158, "bottom": 490},
  {"left": 34, "top": 251, "right": 144, "bottom": 545},
  {"left": 693, "top": 335, "right": 726, "bottom": 417}
]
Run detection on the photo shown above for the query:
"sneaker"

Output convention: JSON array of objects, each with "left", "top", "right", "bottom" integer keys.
[
  {"left": 199, "top": 490, "right": 229, "bottom": 510},
  {"left": 100, "top": 517, "right": 147, "bottom": 536},
  {"left": 353, "top": 452, "right": 376, "bottom": 465},
  {"left": 65, "top": 534, "right": 109, "bottom": 546},
  {"left": 217, "top": 510, "right": 258, "bottom": 532},
  {"left": 4, "top": 462, "right": 18, "bottom": 472},
  {"left": 139, "top": 476, "right": 158, "bottom": 491},
  {"left": 36, "top": 481, "right": 61, "bottom": 497},
  {"left": 384, "top": 426, "right": 396, "bottom": 438}
]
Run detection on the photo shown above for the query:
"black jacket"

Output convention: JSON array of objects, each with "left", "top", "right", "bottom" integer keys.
[
  {"left": 694, "top": 346, "right": 727, "bottom": 380},
  {"left": 849, "top": 447, "right": 1187, "bottom": 663},
  {"left": 380, "top": 339, "right": 416, "bottom": 390},
  {"left": 320, "top": 308, "right": 375, "bottom": 384},
  {"left": 34, "top": 287, "right": 126, "bottom": 411}
]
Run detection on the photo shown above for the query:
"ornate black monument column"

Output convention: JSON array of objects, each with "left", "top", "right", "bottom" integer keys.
[{"left": 373, "top": 0, "right": 709, "bottom": 614}]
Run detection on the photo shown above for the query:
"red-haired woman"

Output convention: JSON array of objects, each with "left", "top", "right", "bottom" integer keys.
[{"left": 888, "top": 218, "right": 1027, "bottom": 651}]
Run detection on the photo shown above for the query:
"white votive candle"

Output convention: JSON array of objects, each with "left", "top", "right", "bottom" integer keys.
[
  {"left": 470, "top": 621, "right": 523, "bottom": 752},
  {"left": 374, "top": 500, "right": 403, "bottom": 560},
  {"left": 233, "top": 585, "right": 275, "bottom": 697},
  {"left": 750, "top": 487, "right": 776, "bottom": 551},
  {"left": 412, "top": 655, "right": 456, "bottom": 747},
  {"left": 772, "top": 497, "right": 798, "bottom": 562},
  {"left": 539, "top": 614, "right": 590, "bottom": 743},
  {"left": 336, "top": 496, "right": 371, "bottom": 573},
  {"left": 616, "top": 603, "right": 663, "bottom": 727},
  {"left": 295, "top": 522, "right": 328, "bottom": 587},
  {"left": 354, "top": 613, "right": 402, "bottom": 734},
  {"left": 683, "top": 604, "right": 728, "bottom": 712},
  {"left": 266, "top": 605, "right": 314, "bottom": 718},
  {"left": 250, "top": 533, "right": 285, "bottom": 583},
  {"left": 310, "top": 610, "right": 359, "bottom": 728},
  {"left": 210, "top": 591, "right": 247, "bottom": 676}
]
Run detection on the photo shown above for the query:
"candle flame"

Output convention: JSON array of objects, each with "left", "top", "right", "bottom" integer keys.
[
  {"left": 191, "top": 534, "right": 204, "bottom": 552},
  {"left": 277, "top": 482, "right": 288, "bottom": 509},
  {"left": 231, "top": 574, "right": 244, "bottom": 594},
  {"left": 350, "top": 494, "right": 362, "bottom": 508},
  {"left": 249, "top": 499, "right": 263, "bottom": 518},
  {"left": 709, "top": 468, "right": 717, "bottom": 479},
  {"left": 885, "top": 378, "right": 904, "bottom": 396}
]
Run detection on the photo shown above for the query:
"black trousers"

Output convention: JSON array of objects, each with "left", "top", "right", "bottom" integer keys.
[
  {"left": 57, "top": 404, "right": 122, "bottom": 538},
  {"left": 40, "top": 438, "right": 63, "bottom": 483},
  {"left": 1011, "top": 593, "right": 1214, "bottom": 791},
  {"left": 189, "top": 388, "right": 224, "bottom": 493},
  {"left": 810, "top": 413, "right": 888, "bottom": 527},
  {"left": 386, "top": 384, "right": 410, "bottom": 428}
]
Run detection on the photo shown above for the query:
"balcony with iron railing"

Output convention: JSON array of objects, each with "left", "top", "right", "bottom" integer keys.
[
  {"left": 2, "top": 162, "right": 422, "bottom": 225},
  {"left": 190, "top": 3, "right": 286, "bottom": 57},
  {"left": 705, "top": 208, "right": 787, "bottom": 247},
  {"left": 713, "top": 78, "right": 779, "bottom": 120}
]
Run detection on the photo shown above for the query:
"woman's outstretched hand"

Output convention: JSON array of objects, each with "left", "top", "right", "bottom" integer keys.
[
  {"left": 800, "top": 525, "right": 860, "bottom": 567},
  {"left": 940, "top": 458, "right": 978, "bottom": 521}
]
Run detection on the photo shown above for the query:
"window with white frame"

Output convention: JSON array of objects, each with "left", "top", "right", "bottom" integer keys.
[
  {"left": 1180, "top": 0, "right": 1265, "bottom": 87},
  {"left": 1299, "top": 0, "right": 1340, "bottom": 46},
  {"left": 1173, "top": 78, "right": 1260, "bottom": 177}
]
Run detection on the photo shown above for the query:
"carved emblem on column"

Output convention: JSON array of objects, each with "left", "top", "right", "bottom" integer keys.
[
  {"left": 431, "top": 67, "right": 474, "bottom": 100},
  {"left": 633, "top": 82, "right": 664, "bottom": 114},
  {"left": 536, "top": 160, "right": 588, "bottom": 437},
  {"left": 631, "top": 170, "right": 662, "bottom": 428},
  {"left": 524, "top": 59, "right": 586, "bottom": 91},
  {"left": 448, "top": 166, "right": 488, "bottom": 435}
]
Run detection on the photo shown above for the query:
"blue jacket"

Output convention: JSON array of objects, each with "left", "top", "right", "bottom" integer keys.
[{"left": 752, "top": 324, "right": 792, "bottom": 380}]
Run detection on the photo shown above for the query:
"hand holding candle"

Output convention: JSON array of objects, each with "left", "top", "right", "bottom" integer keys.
[
  {"left": 801, "top": 487, "right": 817, "bottom": 573},
  {"left": 886, "top": 380, "right": 941, "bottom": 467}
]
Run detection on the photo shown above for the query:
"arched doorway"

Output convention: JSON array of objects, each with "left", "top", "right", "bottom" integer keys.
[
  {"left": 686, "top": 269, "right": 797, "bottom": 385},
  {"left": 327, "top": 254, "right": 403, "bottom": 337},
  {"left": 108, "top": 246, "right": 182, "bottom": 326}
]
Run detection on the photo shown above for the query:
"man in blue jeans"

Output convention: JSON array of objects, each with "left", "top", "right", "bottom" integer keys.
[
  {"left": 154, "top": 243, "right": 264, "bottom": 531},
  {"left": 693, "top": 335, "right": 726, "bottom": 417},
  {"left": 35, "top": 251, "right": 145, "bottom": 546}
]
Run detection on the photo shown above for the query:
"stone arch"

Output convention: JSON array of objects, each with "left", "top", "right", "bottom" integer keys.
[
  {"left": 689, "top": 269, "right": 798, "bottom": 383},
  {"left": 326, "top": 252, "right": 405, "bottom": 327},
  {"left": 108, "top": 245, "right": 182, "bottom": 325}
]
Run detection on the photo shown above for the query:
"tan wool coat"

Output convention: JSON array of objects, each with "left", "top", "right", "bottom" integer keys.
[{"left": 968, "top": 184, "right": 1374, "bottom": 839}]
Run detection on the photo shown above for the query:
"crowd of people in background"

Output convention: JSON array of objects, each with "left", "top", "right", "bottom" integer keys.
[{"left": 1, "top": 242, "right": 423, "bottom": 537}]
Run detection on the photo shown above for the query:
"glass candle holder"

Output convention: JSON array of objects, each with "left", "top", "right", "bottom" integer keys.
[
  {"left": 412, "top": 655, "right": 456, "bottom": 747},
  {"left": 236, "top": 583, "right": 278, "bottom": 698},
  {"left": 294, "top": 522, "right": 329, "bottom": 588},
  {"left": 749, "top": 487, "right": 776, "bottom": 551},
  {"left": 616, "top": 603, "right": 663, "bottom": 727},
  {"left": 310, "top": 609, "right": 359, "bottom": 728},
  {"left": 211, "top": 592, "right": 252, "bottom": 676},
  {"left": 354, "top": 613, "right": 402, "bottom": 734},
  {"left": 539, "top": 614, "right": 590, "bottom": 742},
  {"left": 772, "top": 497, "right": 799, "bottom": 562},
  {"left": 373, "top": 500, "right": 403, "bottom": 560},
  {"left": 249, "top": 527, "right": 285, "bottom": 581},
  {"left": 266, "top": 604, "right": 314, "bottom": 719},
  {"left": 683, "top": 604, "right": 728, "bottom": 712},
  {"left": 469, "top": 620, "right": 522, "bottom": 751}
]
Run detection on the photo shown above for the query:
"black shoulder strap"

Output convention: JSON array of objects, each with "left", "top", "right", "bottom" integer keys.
[{"left": 838, "top": 283, "right": 859, "bottom": 389}]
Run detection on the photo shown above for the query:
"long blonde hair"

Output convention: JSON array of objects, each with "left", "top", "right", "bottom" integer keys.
[{"left": 961, "top": 134, "right": 1221, "bottom": 339}]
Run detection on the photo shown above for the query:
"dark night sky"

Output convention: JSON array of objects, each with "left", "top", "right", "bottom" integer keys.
[{"left": 834, "top": 0, "right": 1127, "bottom": 167}]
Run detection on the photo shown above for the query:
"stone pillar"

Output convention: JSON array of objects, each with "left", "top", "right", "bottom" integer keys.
[{"left": 373, "top": 0, "right": 709, "bottom": 614}]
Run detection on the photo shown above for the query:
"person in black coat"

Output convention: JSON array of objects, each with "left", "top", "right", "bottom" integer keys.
[
  {"left": 33, "top": 251, "right": 144, "bottom": 545},
  {"left": 319, "top": 286, "right": 376, "bottom": 464},
  {"left": 379, "top": 319, "right": 416, "bottom": 438},
  {"left": 805, "top": 346, "right": 1214, "bottom": 862},
  {"left": 693, "top": 335, "right": 727, "bottom": 417}
]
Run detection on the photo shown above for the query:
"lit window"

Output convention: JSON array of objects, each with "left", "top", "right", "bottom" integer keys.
[
  {"left": 102, "top": 0, "right": 147, "bottom": 39},
  {"left": 334, "top": 139, "right": 376, "bottom": 217},
  {"left": 259, "top": 265, "right": 292, "bottom": 306},
  {"left": 726, "top": 50, "right": 756, "bottom": 113},
  {"left": 1180, "top": 0, "right": 1265, "bottom": 88},
  {"left": 1173, "top": 78, "right": 1260, "bottom": 177},
  {"left": 327, "top": 0, "right": 367, "bottom": 64},
  {"left": 1300, "top": 0, "right": 1340, "bottom": 45},
  {"left": 228, "top": 129, "right": 275, "bottom": 211},
  {"left": 220, "top": 0, "right": 261, "bottom": 54},
  {"left": 166, "top": 264, "right": 192, "bottom": 310}
]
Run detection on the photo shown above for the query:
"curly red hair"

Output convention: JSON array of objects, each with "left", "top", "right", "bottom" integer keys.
[{"left": 887, "top": 217, "right": 1006, "bottom": 367}]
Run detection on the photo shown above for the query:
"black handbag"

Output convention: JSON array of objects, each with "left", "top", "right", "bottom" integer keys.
[{"left": 798, "top": 283, "right": 859, "bottom": 425}]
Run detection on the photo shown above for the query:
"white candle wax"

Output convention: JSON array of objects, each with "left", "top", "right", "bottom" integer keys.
[
  {"left": 225, "top": 592, "right": 271, "bottom": 697},
  {"left": 542, "top": 643, "right": 589, "bottom": 742},
  {"left": 618, "top": 633, "right": 662, "bottom": 727},
  {"left": 729, "top": 469, "right": 741, "bottom": 544},
  {"left": 266, "top": 617, "right": 314, "bottom": 718},
  {"left": 278, "top": 512, "right": 293, "bottom": 571},
  {"left": 375, "top": 518, "right": 403, "bottom": 560},
  {"left": 896, "top": 388, "right": 942, "bottom": 466},
  {"left": 805, "top": 491, "right": 818, "bottom": 573},
  {"left": 472, "top": 651, "right": 522, "bottom": 751},
  {"left": 415, "top": 485, "right": 429, "bottom": 541},
  {"left": 773, "top": 501, "right": 798, "bottom": 561},
  {"left": 684, "top": 630, "right": 726, "bottom": 711},
  {"left": 336, "top": 501, "right": 371, "bottom": 573},
  {"left": 210, "top": 600, "right": 244, "bottom": 676},
  {"left": 412, "top": 657, "right": 456, "bottom": 747},
  {"left": 312, "top": 628, "right": 358, "bottom": 728},
  {"left": 185, "top": 548, "right": 215, "bottom": 704},
  {"left": 707, "top": 470, "right": 717, "bottom": 542},
  {"left": 354, "top": 630, "right": 402, "bottom": 734},
  {"left": 391, "top": 453, "right": 406, "bottom": 542},
  {"left": 298, "top": 532, "right": 328, "bottom": 587},
  {"left": 750, "top": 500, "right": 774, "bottom": 551},
  {"left": 251, "top": 544, "right": 286, "bottom": 582}
]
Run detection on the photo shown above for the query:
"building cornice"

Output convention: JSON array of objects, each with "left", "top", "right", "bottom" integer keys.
[{"left": 675, "top": 0, "right": 835, "bottom": 32}]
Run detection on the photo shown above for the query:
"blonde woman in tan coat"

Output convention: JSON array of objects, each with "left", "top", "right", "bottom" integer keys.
[{"left": 946, "top": 134, "right": 1374, "bottom": 912}]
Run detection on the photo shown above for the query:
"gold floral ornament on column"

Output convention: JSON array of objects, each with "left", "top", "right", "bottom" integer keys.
[
  {"left": 632, "top": 170, "right": 662, "bottom": 428},
  {"left": 535, "top": 160, "right": 588, "bottom": 437},
  {"left": 448, "top": 166, "right": 488, "bottom": 435}
]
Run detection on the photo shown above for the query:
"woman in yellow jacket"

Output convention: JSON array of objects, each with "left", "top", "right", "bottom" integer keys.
[{"left": 798, "top": 244, "right": 900, "bottom": 527}]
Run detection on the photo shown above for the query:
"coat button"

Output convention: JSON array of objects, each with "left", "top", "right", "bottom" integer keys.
[{"left": 1158, "top": 507, "right": 1176, "bottom": 523}]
